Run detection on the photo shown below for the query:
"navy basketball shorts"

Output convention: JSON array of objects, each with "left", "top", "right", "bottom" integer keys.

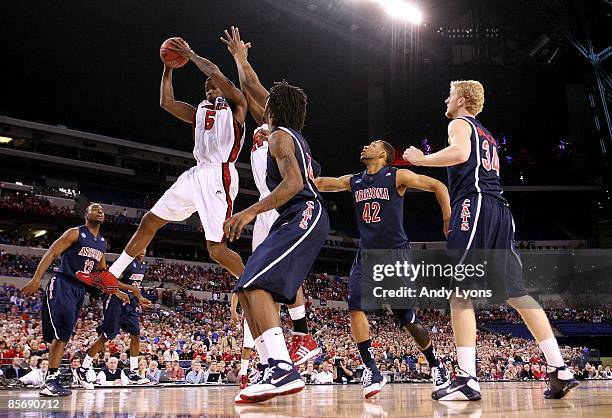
[
  {"left": 235, "top": 199, "right": 330, "bottom": 305},
  {"left": 447, "top": 193, "right": 527, "bottom": 301},
  {"left": 348, "top": 245, "right": 418, "bottom": 321},
  {"left": 98, "top": 296, "right": 141, "bottom": 339},
  {"left": 42, "top": 275, "right": 86, "bottom": 342}
]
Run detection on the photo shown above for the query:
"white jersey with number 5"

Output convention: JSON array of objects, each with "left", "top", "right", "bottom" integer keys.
[
  {"left": 251, "top": 124, "right": 279, "bottom": 251},
  {"left": 193, "top": 97, "right": 244, "bottom": 164},
  {"left": 149, "top": 96, "right": 244, "bottom": 243}
]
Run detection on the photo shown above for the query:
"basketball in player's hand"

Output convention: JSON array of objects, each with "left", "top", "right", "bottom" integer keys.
[{"left": 160, "top": 38, "right": 189, "bottom": 68}]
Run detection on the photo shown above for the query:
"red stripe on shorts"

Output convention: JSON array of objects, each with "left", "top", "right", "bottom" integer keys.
[{"left": 221, "top": 162, "right": 233, "bottom": 220}]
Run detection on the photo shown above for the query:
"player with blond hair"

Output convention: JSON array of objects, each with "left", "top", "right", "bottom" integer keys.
[{"left": 403, "top": 80, "right": 578, "bottom": 401}]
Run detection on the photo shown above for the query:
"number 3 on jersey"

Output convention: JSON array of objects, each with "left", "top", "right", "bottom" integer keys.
[
  {"left": 362, "top": 202, "right": 381, "bottom": 223},
  {"left": 481, "top": 140, "right": 500, "bottom": 176}
]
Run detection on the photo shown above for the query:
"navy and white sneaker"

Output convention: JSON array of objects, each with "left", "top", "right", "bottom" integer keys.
[
  {"left": 544, "top": 366, "right": 579, "bottom": 399},
  {"left": 235, "top": 363, "right": 270, "bottom": 404},
  {"left": 40, "top": 373, "right": 72, "bottom": 397},
  {"left": 73, "top": 367, "right": 94, "bottom": 390},
  {"left": 431, "top": 363, "right": 451, "bottom": 391},
  {"left": 238, "top": 359, "right": 304, "bottom": 403},
  {"left": 432, "top": 372, "right": 481, "bottom": 401},
  {"left": 363, "top": 366, "right": 387, "bottom": 399}
]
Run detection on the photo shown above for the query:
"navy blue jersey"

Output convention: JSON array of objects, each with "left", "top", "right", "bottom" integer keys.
[
  {"left": 55, "top": 225, "right": 106, "bottom": 279},
  {"left": 121, "top": 260, "right": 148, "bottom": 300},
  {"left": 447, "top": 116, "right": 507, "bottom": 206},
  {"left": 266, "top": 127, "right": 322, "bottom": 213},
  {"left": 350, "top": 166, "right": 409, "bottom": 249}
]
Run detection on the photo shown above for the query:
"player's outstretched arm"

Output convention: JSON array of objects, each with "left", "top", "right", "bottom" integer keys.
[
  {"left": 402, "top": 119, "right": 472, "bottom": 167},
  {"left": 169, "top": 37, "right": 248, "bottom": 125},
  {"left": 160, "top": 65, "right": 196, "bottom": 123},
  {"left": 314, "top": 176, "right": 351, "bottom": 192},
  {"left": 22, "top": 228, "right": 79, "bottom": 296},
  {"left": 397, "top": 170, "right": 452, "bottom": 236},
  {"left": 224, "top": 130, "right": 303, "bottom": 241},
  {"left": 221, "top": 26, "right": 268, "bottom": 125}
]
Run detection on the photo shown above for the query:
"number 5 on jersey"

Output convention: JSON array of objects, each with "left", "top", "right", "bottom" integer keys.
[{"left": 205, "top": 110, "right": 216, "bottom": 130}]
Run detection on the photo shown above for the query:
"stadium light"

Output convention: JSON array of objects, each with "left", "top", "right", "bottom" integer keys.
[
  {"left": 371, "top": 0, "right": 423, "bottom": 23},
  {"left": 0, "top": 136, "right": 13, "bottom": 144}
]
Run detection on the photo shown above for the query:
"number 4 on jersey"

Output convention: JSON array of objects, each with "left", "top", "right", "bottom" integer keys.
[
  {"left": 362, "top": 202, "right": 381, "bottom": 223},
  {"left": 481, "top": 140, "right": 500, "bottom": 176}
]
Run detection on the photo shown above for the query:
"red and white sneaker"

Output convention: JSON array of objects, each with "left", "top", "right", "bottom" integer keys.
[
  {"left": 239, "top": 374, "right": 250, "bottom": 389},
  {"left": 288, "top": 334, "right": 321, "bottom": 365},
  {"left": 75, "top": 269, "right": 119, "bottom": 294}
]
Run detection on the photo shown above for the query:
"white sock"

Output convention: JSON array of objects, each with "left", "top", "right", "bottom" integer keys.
[
  {"left": 262, "top": 327, "right": 291, "bottom": 363},
  {"left": 540, "top": 337, "right": 573, "bottom": 379},
  {"left": 82, "top": 355, "right": 94, "bottom": 369},
  {"left": 130, "top": 356, "right": 139, "bottom": 371},
  {"left": 457, "top": 346, "right": 477, "bottom": 377},
  {"left": 255, "top": 335, "right": 268, "bottom": 365},
  {"left": 288, "top": 305, "right": 305, "bottom": 320},
  {"left": 239, "top": 359, "right": 249, "bottom": 376},
  {"left": 109, "top": 251, "right": 134, "bottom": 277}
]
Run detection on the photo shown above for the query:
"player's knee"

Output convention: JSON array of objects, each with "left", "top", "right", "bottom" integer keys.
[
  {"left": 206, "top": 242, "right": 228, "bottom": 263},
  {"left": 141, "top": 212, "right": 166, "bottom": 231},
  {"left": 393, "top": 309, "right": 417, "bottom": 328}
]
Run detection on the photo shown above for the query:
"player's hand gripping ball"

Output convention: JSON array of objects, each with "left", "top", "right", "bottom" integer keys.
[{"left": 160, "top": 37, "right": 190, "bottom": 68}]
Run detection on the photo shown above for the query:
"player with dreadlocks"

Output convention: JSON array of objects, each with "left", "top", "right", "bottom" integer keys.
[{"left": 224, "top": 80, "right": 330, "bottom": 403}]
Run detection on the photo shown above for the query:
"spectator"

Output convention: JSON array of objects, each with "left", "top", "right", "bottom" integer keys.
[
  {"left": 333, "top": 357, "right": 354, "bottom": 384},
  {"left": 221, "top": 331, "right": 238, "bottom": 352},
  {"left": 186, "top": 361, "right": 206, "bottom": 384},
  {"left": 19, "top": 359, "right": 48, "bottom": 387},
  {"left": 159, "top": 362, "right": 173, "bottom": 383},
  {"left": 133, "top": 360, "right": 150, "bottom": 385},
  {"left": 301, "top": 362, "right": 318, "bottom": 384},
  {"left": 118, "top": 352, "right": 130, "bottom": 370},
  {"left": 147, "top": 361, "right": 161, "bottom": 383},
  {"left": 519, "top": 364, "right": 533, "bottom": 380},
  {"left": 3, "top": 357, "right": 27, "bottom": 379},
  {"left": 203, "top": 362, "right": 222, "bottom": 384},
  {"left": 314, "top": 362, "right": 333, "bottom": 384},
  {"left": 163, "top": 345, "right": 180, "bottom": 363},
  {"left": 225, "top": 362, "right": 240, "bottom": 384},
  {"left": 531, "top": 364, "right": 547, "bottom": 380},
  {"left": 97, "top": 357, "right": 129, "bottom": 386},
  {"left": 169, "top": 360, "right": 185, "bottom": 382}
]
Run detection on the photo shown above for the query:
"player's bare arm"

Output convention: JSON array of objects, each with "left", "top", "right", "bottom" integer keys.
[
  {"left": 314, "top": 175, "right": 352, "bottom": 192},
  {"left": 224, "top": 130, "right": 303, "bottom": 241},
  {"left": 402, "top": 119, "right": 472, "bottom": 167},
  {"left": 221, "top": 26, "right": 268, "bottom": 125},
  {"left": 169, "top": 37, "right": 248, "bottom": 125},
  {"left": 230, "top": 293, "right": 240, "bottom": 328},
  {"left": 22, "top": 228, "right": 79, "bottom": 296},
  {"left": 396, "top": 169, "right": 452, "bottom": 236},
  {"left": 160, "top": 65, "right": 197, "bottom": 123}
]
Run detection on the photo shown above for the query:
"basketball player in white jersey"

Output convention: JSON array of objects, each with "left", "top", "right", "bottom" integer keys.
[
  {"left": 78, "top": 37, "right": 246, "bottom": 287},
  {"left": 221, "top": 28, "right": 320, "bottom": 391}
]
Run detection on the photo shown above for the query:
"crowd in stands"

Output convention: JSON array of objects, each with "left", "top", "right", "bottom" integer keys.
[
  {"left": 0, "top": 231, "right": 51, "bottom": 249},
  {"left": 0, "top": 283, "right": 610, "bottom": 390},
  {"left": 0, "top": 252, "right": 348, "bottom": 301},
  {"left": 0, "top": 194, "right": 74, "bottom": 218}
]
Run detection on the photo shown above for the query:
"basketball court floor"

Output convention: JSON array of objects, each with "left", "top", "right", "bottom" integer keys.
[{"left": 1, "top": 381, "right": 610, "bottom": 417}]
